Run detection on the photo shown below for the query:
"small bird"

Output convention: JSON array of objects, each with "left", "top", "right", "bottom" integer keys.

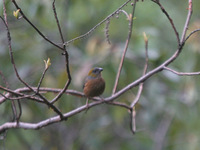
[{"left": 83, "top": 67, "right": 105, "bottom": 106}]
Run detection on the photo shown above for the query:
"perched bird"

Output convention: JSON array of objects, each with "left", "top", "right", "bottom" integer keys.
[{"left": 83, "top": 67, "right": 105, "bottom": 106}]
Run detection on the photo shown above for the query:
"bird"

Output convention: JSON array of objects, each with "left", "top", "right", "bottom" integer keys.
[{"left": 83, "top": 67, "right": 105, "bottom": 107}]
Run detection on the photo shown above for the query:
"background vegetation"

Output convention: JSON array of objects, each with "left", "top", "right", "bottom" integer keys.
[{"left": 0, "top": 0, "right": 200, "bottom": 149}]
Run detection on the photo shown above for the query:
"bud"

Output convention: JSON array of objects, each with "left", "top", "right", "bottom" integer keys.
[
  {"left": 143, "top": 32, "right": 148, "bottom": 43},
  {"left": 44, "top": 58, "right": 51, "bottom": 70},
  {"left": 13, "top": 9, "right": 20, "bottom": 19}
]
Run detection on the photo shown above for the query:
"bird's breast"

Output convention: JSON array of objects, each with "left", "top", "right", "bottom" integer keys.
[{"left": 83, "top": 77, "right": 105, "bottom": 97}]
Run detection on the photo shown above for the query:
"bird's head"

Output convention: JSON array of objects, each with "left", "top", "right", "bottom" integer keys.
[{"left": 87, "top": 67, "right": 103, "bottom": 79}]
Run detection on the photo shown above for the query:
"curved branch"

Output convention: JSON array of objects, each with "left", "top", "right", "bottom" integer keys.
[
  {"left": 184, "top": 29, "right": 200, "bottom": 42},
  {"left": 63, "top": 0, "right": 132, "bottom": 46},
  {"left": 112, "top": 0, "right": 137, "bottom": 94},
  {"left": 152, "top": 0, "right": 180, "bottom": 44},
  {"left": 180, "top": 0, "right": 193, "bottom": 43},
  {"left": 0, "top": 0, "right": 196, "bottom": 134},
  {"left": 11, "top": 0, "right": 64, "bottom": 51},
  {"left": 164, "top": 67, "right": 200, "bottom": 76}
]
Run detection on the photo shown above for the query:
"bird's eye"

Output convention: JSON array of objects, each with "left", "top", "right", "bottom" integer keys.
[{"left": 93, "top": 69, "right": 98, "bottom": 73}]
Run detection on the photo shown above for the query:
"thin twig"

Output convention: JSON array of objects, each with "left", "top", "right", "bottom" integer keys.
[
  {"left": 107, "top": 101, "right": 131, "bottom": 110},
  {"left": 52, "top": 0, "right": 65, "bottom": 44},
  {"left": 152, "top": 0, "right": 180, "bottom": 44},
  {"left": 130, "top": 107, "right": 136, "bottom": 134},
  {"left": 51, "top": 0, "right": 72, "bottom": 104},
  {"left": 11, "top": 100, "right": 17, "bottom": 122},
  {"left": 0, "top": 92, "right": 40, "bottom": 102},
  {"left": 64, "top": 0, "right": 132, "bottom": 46},
  {"left": 51, "top": 0, "right": 71, "bottom": 104},
  {"left": 0, "top": 100, "right": 102, "bottom": 134},
  {"left": 180, "top": 0, "right": 193, "bottom": 43},
  {"left": 106, "top": 0, "right": 193, "bottom": 103},
  {"left": 0, "top": 86, "right": 132, "bottom": 110},
  {"left": 16, "top": 100, "right": 22, "bottom": 123},
  {"left": 164, "top": 66, "right": 200, "bottom": 76},
  {"left": 118, "top": 10, "right": 130, "bottom": 19},
  {"left": 184, "top": 29, "right": 200, "bottom": 42},
  {"left": 112, "top": 0, "right": 137, "bottom": 95},
  {"left": 0, "top": 86, "right": 84, "bottom": 104},
  {"left": 105, "top": 19, "right": 111, "bottom": 44},
  {"left": 36, "top": 67, "right": 48, "bottom": 94},
  {"left": 3, "top": 0, "right": 20, "bottom": 125},
  {"left": 11, "top": 0, "right": 64, "bottom": 51},
  {"left": 131, "top": 33, "right": 149, "bottom": 108},
  {"left": 0, "top": 0, "right": 196, "bottom": 134},
  {"left": 0, "top": 71, "right": 9, "bottom": 88},
  {"left": 50, "top": 52, "right": 71, "bottom": 104},
  {"left": 130, "top": 32, "right": 149, "bottom": 134},
  {"left": 0, "top": 86, "right": 44, "bottom": 104},
  {"left": 1, "top": 13, "right": 63, "bottom": 118}
]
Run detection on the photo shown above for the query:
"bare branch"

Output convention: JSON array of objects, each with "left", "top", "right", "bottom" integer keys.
[
  {"left": 1, "top": 7, "right": 63, "bottom": 118},
  {"left": 0, "top": 86, "right": 84, "bottom": 102},
  {"left": 130, "top": 32, "right": 149, "bottom": 108},
  {"left": 16, "top": 100, "right": 22, "bottom": 123},
  {"left": 50, "top": 52, "right": 71, "bottom": 104},
  {"left": 11, "top": 100, "right": 17, "bottom": 121},
  {"left": 129, "top": 32, "right": 149, "bottom": 134},
  {"left": 164, "top": 67, "right": 200, "bottom": 76},
  {"left": 112, "top": 0, "right": 137, "bottom": 95},
  {"left": 107, "top": 101, "right": 131, "bottom": 110},
  {"left": 0, "top": 71, "right": 9, "bottom": 88},
  {"left": 0, "top": 86, "right": 43, "bottom": 104},
  {"left": 0, "top": 0, "right": 197, "bottom": 135},
  {"left": 180, "top": 0, "right": 193, "bottom": 43},
  {"left": 11, "top": 0, "right": 64, "bottom": 51},
  {"left": 105, "top": 19, "right": 111, "bottom": 44},
  {"left": 50, "top": 0, "right": 72, "bottom": 104},
  {"left": 0, "top": 100, "right": 103, "bottom": 134},
  {"left": 64, "top": 0, "right": 132, "bottom": 46},
  {"left": 36, "top": 64, "right": 49, "bottom": 94},
  {"left": 130, "top": 107, "right": 136, "bottom": 134},
  {"left": 184, "top": 28, "right": 200, "bottom": 43},
  {"left": 152, "top": 0, "right": 180, "bottom": 44},
  {"left": 52, "top": 0, "right": 65, "bottom": 44}
]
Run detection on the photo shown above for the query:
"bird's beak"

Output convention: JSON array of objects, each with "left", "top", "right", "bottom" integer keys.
[{"left": 99, "top": 68, "right": 103, "bottom": 72}]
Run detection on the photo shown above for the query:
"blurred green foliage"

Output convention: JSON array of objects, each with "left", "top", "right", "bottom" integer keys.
[{"left": 1, "top": 0, "right": 200, "bottom": 149}]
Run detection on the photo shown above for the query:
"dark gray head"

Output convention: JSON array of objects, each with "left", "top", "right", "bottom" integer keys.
[{"left": 88, "top": 67, "right": 103, "bottom": 78}]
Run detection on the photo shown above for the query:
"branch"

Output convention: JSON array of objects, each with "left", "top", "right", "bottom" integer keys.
[
  {"left": 112, "top": 0, "right": 137, "bottom": 95},
  {"left": 180, "top": 0, "right": 193, "bottom": 43},
  {"left": 36, "top": 59, "right": 50, "bottom": 93},
  {"left": 184, "top": 28, "right": 200, "bottom": 43},
  {"left": 2, "top": 0, "right": 22, "bottom": 124},
  {"left": 50, "top": 0, "right": 72, "bottom": 104},
  {"left": 63, "top": 0, "right": 132, "bottom": 46},
  {"left": 152, "top": 0, "right": 180, "bottom": 44},
  {"left": 0, "top": 0, "right": 196, "bottom": 134},
  {"left": 11, "top": 0, "right": 64, "bottom": 51},
  {"left": 50, "top": 52, "right": 72, "bottom": 104},
  {"left": 0, "top": 86, "right": 43, "bottom": 104},
  {"left": 131, "top": 32, "right": 149, "bottom": 108},
  {"left": 164, "top": 67, "right": 200, "bottom": 76},
  {"left": 0, "top": 70, "right": 9, "bottom": 88},
  {"left": 106, "top": 101, "right": 131, "bottom": 110},
  {"left": 130, "top": 32, "right": 149, "bottom": 134},
  {"left": 16, "top": 99, "right": 22, "bottom": 123},
  {"left": 52, "top": 0, "right": 65, "bottom": 44},
  {"left": 0, "top": 100, "right": 103, "bottom": 134},
  {"left": 1, "top": 11, "right": 63, "bottom": 118}
]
